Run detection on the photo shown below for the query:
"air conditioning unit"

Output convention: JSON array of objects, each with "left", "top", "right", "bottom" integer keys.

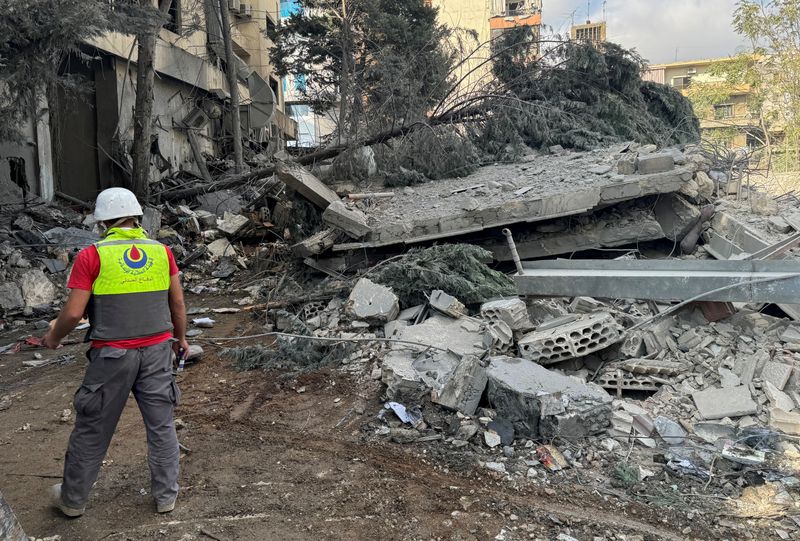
[
  {"left": 240, "top": 3, "right": 253, "bottom": 17},
  {"left": 181, "top": 107, "right": 210, "bottom": 129},
  {"left": 687, "top": 68, "right": 697, "bottom": 75},
  {"left": 228, "top": 0, "right": 239, "bottom": 12}
]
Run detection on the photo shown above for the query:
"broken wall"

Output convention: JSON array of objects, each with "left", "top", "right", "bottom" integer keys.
[{"left": 113, "top": 56, "right": 217, "bottom": 182}]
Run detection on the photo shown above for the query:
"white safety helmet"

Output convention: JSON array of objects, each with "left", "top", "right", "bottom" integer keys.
[{"left": 94, "top": 187, "right": 143, "bottom": 222}]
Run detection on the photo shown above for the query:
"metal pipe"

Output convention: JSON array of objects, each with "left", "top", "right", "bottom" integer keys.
[{"left": 502, "top": 228, "right": 524, "bottom": 275}]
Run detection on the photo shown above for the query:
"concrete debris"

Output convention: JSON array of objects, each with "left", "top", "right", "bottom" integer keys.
[
  {"left": 276, "top": 160, "right": 340, "bottom": 209},
  {"left": 0, "top": 283, "right": 24, "bottom": 313},
  {"left": 480, "top": 298, "right": 533, "bottom": 331},
  {"left": 19, "top": 269, "right": 57, "bottom": 307},
  {"left": 432, "top": 355, "right": 488, "bottom": 415},
  {"left": 429, "top": 290, "right": 466, "bottom": 318},
  {"left": 653, "top": 194, "right": 702, "bottom": 242},
  {"left": 42, "top": 227, "right": 100, "bottom": 248},
  {"left": 765, "top": 381, "right": 796, "bottom": 411},
  {"left": 486, "top": 355, "right": 612, "bottom": 439},
  {"left": 761, "top": 361, "right": 793, "bottom": 391},
  {"left": 769, "top": 408, "right": 800, "bottom": 435},
  {"left": 692, "top": 386, "right": 758, "bottom": 420},
  {"left": 517, "top": 312, "right": 623, "bottom": 365},
  {"left": 346, "top": 278, "right": 400, "bottom": 323},
  {"left": 196, "top": 190, "right": 244, "bottom": 215},
  {"left": 484, "top": 320, "right": 514, "bottom": 353},
  {"left": 322, "top": 201, "right": 372, "bottom": 240},
  {"left": 653, "top": 416, "right": 687, "bottom": 445},
  {"left": 216, "top": 212, "right": 250, "bottom": 236},
  {"left": 292, "top": 229, "right": 339, "bottom": 258},
  {"left": 635, "top": 152, "right": 674, "bottom": 175},
  {"left": 207, "top": 238, "right": 234, "bottom": 259}
]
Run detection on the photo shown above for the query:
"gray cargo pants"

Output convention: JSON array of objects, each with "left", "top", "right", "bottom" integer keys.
[{"left": 61, "top": 340, "right": 180, "bottom": 509}]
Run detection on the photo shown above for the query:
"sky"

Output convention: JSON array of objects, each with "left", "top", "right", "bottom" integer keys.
[{"left": 544, "top": 0, "right": 749, "bottom": 64}]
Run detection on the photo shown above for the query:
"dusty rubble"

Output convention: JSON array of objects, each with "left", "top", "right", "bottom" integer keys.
[{"left": 4, "top": 140, "right": 800, "bottom": 538}]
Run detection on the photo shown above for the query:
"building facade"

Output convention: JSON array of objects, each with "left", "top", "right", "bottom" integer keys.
[
  {"left": 570, "top": 21, "right": 606, "bottom": 44},
  {"left": 1, "top": 0, "right": 297, "bottom": 204},
  {"left": 428, "top": 0, "right": 542, "bottom": 97},
  {"left": 644, "top": 58, "right": 756, "bottom": 148}
]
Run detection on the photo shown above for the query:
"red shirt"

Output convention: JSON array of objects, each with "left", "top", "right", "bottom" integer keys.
[{"left": 68, "top": 244, "right": 179, "bottom": 349}]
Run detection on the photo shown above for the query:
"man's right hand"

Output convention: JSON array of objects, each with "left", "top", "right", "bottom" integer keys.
[
  {"left": 42, "top": 332, "right": 61, "bottom": 350},
  {"left": 172, "top": 338, "right": 190, "bottom": 359}
]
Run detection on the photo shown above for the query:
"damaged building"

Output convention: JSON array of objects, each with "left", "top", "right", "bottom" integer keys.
[{"left": 0, "top": 0, "right": 297, "bottom": 204}]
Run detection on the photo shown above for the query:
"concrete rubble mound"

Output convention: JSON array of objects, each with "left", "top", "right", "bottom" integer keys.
[{"left": 7, "top": 137, "right": 800, "bottom": 537}]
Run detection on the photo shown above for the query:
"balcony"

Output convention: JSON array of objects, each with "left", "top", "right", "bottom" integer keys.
[{"left": 274, "top": 108, "right": 298, "bottom": 141}]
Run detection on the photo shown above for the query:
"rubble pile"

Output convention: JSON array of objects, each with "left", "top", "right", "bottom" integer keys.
[{"left": 5, "top": 136, "right": 800, "bottom": 534}]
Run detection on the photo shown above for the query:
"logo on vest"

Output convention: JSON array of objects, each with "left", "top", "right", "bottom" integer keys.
[{"left": 120, "top": 244, "right": 153, "bottom": 275}]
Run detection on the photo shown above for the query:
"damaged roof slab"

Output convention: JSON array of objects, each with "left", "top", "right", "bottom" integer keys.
[{"left": 334, "top": 159, "right": 694, "bottom": 251}]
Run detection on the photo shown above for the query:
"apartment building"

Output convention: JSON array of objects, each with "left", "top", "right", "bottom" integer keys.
[
  {"left": 570, "top": 20, "right": 606, "bottom": 44},
  {"left": 428, "top": 0, "right": 542, "bottom": 95},
  {"left": 644, "top": 58, "right": 755, "bottom": 148}
]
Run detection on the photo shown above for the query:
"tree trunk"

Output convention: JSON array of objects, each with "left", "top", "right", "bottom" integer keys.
[
  {"left": 338, "top": 0, "right": 349, "bottom": 147},
  {"left": 131, "top": 0, "right": 171, "bottom": 201},
  {"left": 218, "top": 0, "right": 244, "bottom": 173}
]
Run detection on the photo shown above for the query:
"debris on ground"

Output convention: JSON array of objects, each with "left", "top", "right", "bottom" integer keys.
[{"left": 5, "top": 138, "right": 800, "bottom": 539}]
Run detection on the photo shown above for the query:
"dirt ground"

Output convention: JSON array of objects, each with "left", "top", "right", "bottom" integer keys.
[{"left": 0, "top": 298, "right": 779, "bottom": 541}]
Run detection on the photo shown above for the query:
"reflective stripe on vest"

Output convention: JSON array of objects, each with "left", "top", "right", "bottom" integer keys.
[{"left": 88, "top": 228, "right": 173, "bottom": 341}]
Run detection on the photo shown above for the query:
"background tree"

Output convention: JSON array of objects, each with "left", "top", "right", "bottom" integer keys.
[
  {"left": 271, "top": 0, "right": 455, "bottom": 143},
  {"left": 0, "top": 0, "right": 169, "bottom": 199},
  {"left": 0, "top": 0, "right": 114, "bottom": 142},
  {"left": 724, "top": 0, "right": 800, "bottom": 169},
  {"left": 131, "top": 0, "right": 173, "bottom": 200}
]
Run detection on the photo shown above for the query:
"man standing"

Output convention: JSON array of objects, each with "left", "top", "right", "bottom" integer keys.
[{"left": 43, "top": 187, "right": 189, "bottom": 517}]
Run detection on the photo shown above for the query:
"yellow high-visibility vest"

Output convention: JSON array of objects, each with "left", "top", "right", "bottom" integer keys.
[{"left": 88, "top": 227, "right": 173, "bottom": 341}]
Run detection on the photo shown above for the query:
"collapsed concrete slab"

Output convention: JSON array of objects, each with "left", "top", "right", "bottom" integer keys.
[
  {"left": 345, "top": 278, "right": 399, "bottom": 323},
  {"left": 489, "top": 207, "right": 664, "bottom": 261},
  {"left": 692, "top": 386, "right": 758, "bottom": 420},
  {"left": 333, "top": 147, "right": 694, "bottom": 251},
  {"left": 276, "top": 160, "right": 340, "bottom": 209},
  {"left": 517, "top": 312, "right": 623, "bottom": 365},
  {"left": 486, "top": 356, "right": 613, "bottom": 439},
  {"left": 322, "top": 201, "right": 372, "bottom": 239}
]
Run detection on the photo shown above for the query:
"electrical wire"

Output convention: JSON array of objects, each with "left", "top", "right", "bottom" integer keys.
[
  {"left": 195, "top": 331, "right": 455, "bottom": 353},
  {"left": 628, "top": 271, "right": 800, "bottom": 332}
]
